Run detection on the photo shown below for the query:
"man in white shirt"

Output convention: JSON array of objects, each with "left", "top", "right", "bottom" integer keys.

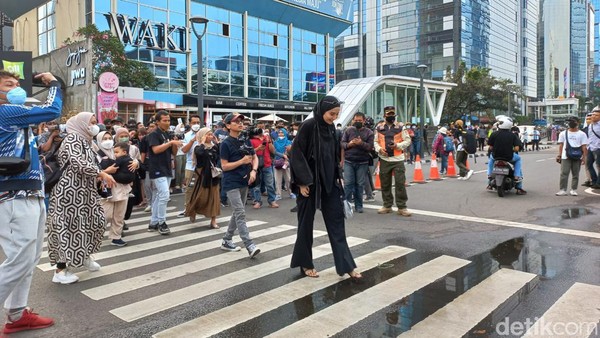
[
  {"left": 556, "top": 117, "right": 588, "bottom": 196},
  {"left": 178, "top": 115, "right": 201, "bottom": 216}
]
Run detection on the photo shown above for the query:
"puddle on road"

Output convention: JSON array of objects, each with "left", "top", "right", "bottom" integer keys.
[{"left": 561, "top": 207, "right": 591, "bottom": 219}]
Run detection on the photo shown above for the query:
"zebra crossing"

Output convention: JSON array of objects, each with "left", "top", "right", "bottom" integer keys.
[{"left": 37, "top": 208, "right": 600, "bottom": 337}]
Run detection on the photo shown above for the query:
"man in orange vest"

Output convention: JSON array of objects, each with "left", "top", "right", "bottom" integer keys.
[{"left": 373, "top": 106, "right": 412, "bottom": 216}]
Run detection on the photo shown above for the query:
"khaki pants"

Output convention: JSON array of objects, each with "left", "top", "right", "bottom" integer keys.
[{"left": 102, "top": 199, "right": 128, "bottom": 240}]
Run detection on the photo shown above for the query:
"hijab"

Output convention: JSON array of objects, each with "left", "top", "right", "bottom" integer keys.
[
  {"left": 66, "top": 111, "right": 94, "bottom": 142},
  {"left": 113, "top": 127, "right": 129, "bottom": 140},
  {"left": 193, "top": 127, "right": 213, "bottom": 168},
  {"left": 96, "top": 131, "right": 115, "bottom": 160},
  {"left": 313, "top": 95, "right": 342, "bottom": 194}
]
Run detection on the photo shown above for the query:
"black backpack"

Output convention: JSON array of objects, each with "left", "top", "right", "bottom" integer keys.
[
  {"left": 40, "top": 141, "right": 67, "bottom": 193},
  {"left": 463, "top": 130, "right": 477, "bottom": 154}
]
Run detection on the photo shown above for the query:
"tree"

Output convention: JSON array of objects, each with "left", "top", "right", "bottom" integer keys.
[
  {"left": 443, "top": 61, "right": 520, "bottom": 124},
  {"left": 65, "top": 25, "right": 158, "bottom": 90}
]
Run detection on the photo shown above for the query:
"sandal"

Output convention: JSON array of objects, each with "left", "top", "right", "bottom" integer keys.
[
  {"left": 300, "top": 267, "right": 319, "bottom": 278},
  {"left": 210, "top": 223, "right": 220, "bottom": 229},
  {"left": 348, "top": 270, "right": 362, "bottom": 280}
]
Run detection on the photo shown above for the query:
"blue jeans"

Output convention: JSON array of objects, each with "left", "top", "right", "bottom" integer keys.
[
  {"left": 487, "top": 154, "right": 523, "bottom": 189},
  {"left": 224, "top": 187, "right": 254, "bottom": 248},
  {"left": 440, "top": 153, "right": 448, "bottom": 173},
  {"left": 343, "top": 161, "right": 368, "bottom": 210},
  {"left": 587, "top": 149, "right": 600, "bottom": 184},
  {"left": 411, "top": 142, "right": 421, "bottom": 161},
  {"left": 252, "top": 166, "right": 276, "bottom": 204},
  {"left": 150, "top": 176, "right": 171, "bottom": 224}
]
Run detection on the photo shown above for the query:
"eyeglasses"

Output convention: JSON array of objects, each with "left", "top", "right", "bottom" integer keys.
[{"left": 230, "top": 120, "right": 244, "bottom": 125}]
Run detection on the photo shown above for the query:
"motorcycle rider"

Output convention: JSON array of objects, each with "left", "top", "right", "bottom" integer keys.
[{"left": 486, "top": 116, "right": 527, "bottom": 195}]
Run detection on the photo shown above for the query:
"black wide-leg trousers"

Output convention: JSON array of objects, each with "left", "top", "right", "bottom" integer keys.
[{"left": 290, "top": 184, "right": 357, "bottom": 276}]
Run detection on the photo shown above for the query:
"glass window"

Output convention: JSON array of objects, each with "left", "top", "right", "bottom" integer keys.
[
  {"left": 207, "top": 34, "right": 230, "bottom": 56},
  {"left": 278, "top": 23, "right": 288, "bottom": 37},
  {"left": 190, "top": 2, "right": 206, "bottom": 18},
  {"left": 170, "top": 80, "right": 186, "bottom": 93},
  {"left": 261, "top": 88, "right": 277, "bottom": 100},
  {"left": 260, "top": 19, "right": 277, "bottom": 34},
  {"left": 230, "top": 25, "right": 243, "bottom": 40},
  {"left": 141, "top": 0, "right": 165, "bottom": 8},
  {"left": 118, "top": 0, "right": 138, "bottom": 16},
  {"left": 231, "top": 85, "right": 243, "bottom": 97},
  {"left": 278, "top": 90, "right": 289, "bottom": 100},
  {"left": 248, "top": 86, "right": 259, "bottom": 98},
  {"left": 247, "top": 16, "right": 258, "bottom": 29},
  {"left": 292, "top": 27, "right": 302, "bottom": 41},
  {"left": 168, "top": 0, "right": 185, "bottom": 13},
  {"left": 169, "top": 12, "right": 185, "bottom": 26},
  {"left": 155, "top": 65, "right": 168, "bottom": 77},
  {"left": 231, "top": 72, "right": 244, "bottom": 85},
  {"left": 231, "top": 39, "right": 243, "bottom": 57},
  {"left": 248, "top": 29, "right": 259, "bottom": 43},
  {"left": 207, "top": 5, "right": 228, "bottom": 23},
  {"left": 95, "top": 0, "right": 111, "bottom": 12},
  {"left": 37, "top": 0, "right": 56, "bottom": 55},
  {"left": 230, "top": 12, "right": 242, "bottom": 26}
]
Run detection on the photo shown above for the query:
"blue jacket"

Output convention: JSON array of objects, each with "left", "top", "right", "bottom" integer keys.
[{"left": 0, "top": 82, "right": 63, "bottom": 192}]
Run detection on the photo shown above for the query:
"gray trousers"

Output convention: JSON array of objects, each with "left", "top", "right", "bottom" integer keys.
[
  {"left": 559, "top": 158, "right": 582, "bottom": 191},
  {"left": 224, "top": 187, "right": 254, "bottom": 248},
  {"left": 0, "top": 197, "right": 46, "bottom": 311}
]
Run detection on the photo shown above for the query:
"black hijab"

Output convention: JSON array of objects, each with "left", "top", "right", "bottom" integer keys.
[{"left": 313, "top": 95, "right": 342, "bottom": 194}]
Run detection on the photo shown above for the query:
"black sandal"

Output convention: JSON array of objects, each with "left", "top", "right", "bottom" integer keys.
[{"left": 300, "top": 267, "right": 319, "bottom": 278}]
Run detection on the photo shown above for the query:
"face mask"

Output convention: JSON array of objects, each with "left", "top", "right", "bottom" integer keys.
[
  {"left": 386, "top": 116, "right": 395, "bottom": 123},
  {"left": 568, "top": 121, "right": 577, "bottom": 128},
  {"left": 293, "top": 130, "right": 297, "bottom": 136},
  {"left": 191, "top": 124, "right": 200, "bottom": 132},
  {"left": 101, "top": 140, "right": 114, "bottom": 149},
  {"left": 89, "top": 124, "right": 100, "bottom": 136},
  {"left": 353, "top": 122, "right": 363, "bottom": 129},
  {"left": 0, "top": 87, "right": 27, "bottom": 105},
  {"left": 119, "top": 137, "right": 129, "bottom": 142},
  {"left": 278, "top": 136, "right": 285, "bottom": 140}
]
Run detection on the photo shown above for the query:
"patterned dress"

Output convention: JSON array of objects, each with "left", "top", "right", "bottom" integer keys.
[{"left": 47, "top": 133, "right": 105, "bottom": 267}]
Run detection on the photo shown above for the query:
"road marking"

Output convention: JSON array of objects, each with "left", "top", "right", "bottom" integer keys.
[
  {"left": 39, "top": 216, "right": 231, "bottom": 263},
  {"left": 110, "top": 237, "right": 369, "bottom": 322},
  {"left": 129, "top": 206, "right": 177, "bottom": 217},
  {"left": 522, "top": 283, "right": 600, "bottom": 338},
  {"left": 265, "top": 256, "right": 469, "bottom": 338},
  {"left": 362, "top": 205, "right": 600, "bottom": 240},
  {"left": 473, "top": 170, "right": 487, "bottom": 174},
  {"left": 400, "top": 269, "right": 537, "bottom": 337},
  {"left": 82, "top": 227, "right": 305, "bottom": 300},
  {"left": 152, "top": 246, "right": 414, "bottom": 338}
]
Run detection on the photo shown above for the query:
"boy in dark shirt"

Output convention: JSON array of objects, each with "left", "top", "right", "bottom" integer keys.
[{"left": 113, "top": 142, "right": 136, "bottom": 184}]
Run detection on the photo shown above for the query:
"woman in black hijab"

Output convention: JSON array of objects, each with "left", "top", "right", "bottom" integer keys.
[{"left": 289, "top": 95, "right": 362, "bottom": 279}]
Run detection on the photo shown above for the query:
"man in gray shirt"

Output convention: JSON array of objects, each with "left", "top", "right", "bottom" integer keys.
[{"left": 586, "top": 107, "right": 600, "bottom": 188}]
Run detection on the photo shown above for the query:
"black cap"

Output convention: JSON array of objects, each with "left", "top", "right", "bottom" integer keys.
[
  {"left": 113, "top": 116, "right": 124, "bottom": 123},
  {"left": 224, "top": 113, "right": 245, "bottom": 124},
  {"left": 384, "top": 106, "right": 395, "bottom": 115}
]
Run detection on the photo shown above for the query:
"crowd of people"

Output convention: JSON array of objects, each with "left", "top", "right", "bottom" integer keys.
[{"left": 2, "top": 67, "right": 600, "bottom": 335}]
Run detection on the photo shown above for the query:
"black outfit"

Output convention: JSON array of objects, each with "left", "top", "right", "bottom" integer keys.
[
  {"left": 113, "top": 155, "right": 136, "bottom": 184},
  {"left": 146, "top": 129, "right": 172, "bottom": 179},
  {"left": 289, "top": 95, "right": 357, "bottom": 276},
  {"left": 488, "top": 130, "right": 520, "bottom": 160}
]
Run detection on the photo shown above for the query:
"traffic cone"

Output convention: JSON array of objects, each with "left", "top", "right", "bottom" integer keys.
[
  {"left": 428, "top": 153, "right": 442, "bottom": 181},
  {"left": 446, "top": 152, "right": 458, "bottom": 177},
  {"left": 411, "top": 155, "right": 426, "bottom": 183},
  {"left": 374, "top": 163, "right": 381, "bottom": 190}
]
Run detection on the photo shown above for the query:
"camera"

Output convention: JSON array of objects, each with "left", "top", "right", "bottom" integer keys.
[
  {"left": 248, "top": 127, "right": 263, "bottom": 138},
  {"left": 239, "top": 144, "right": 254, "bottom": 156},
  {"left": 386, "top": 141, "right": 395, "bottom": 154}
]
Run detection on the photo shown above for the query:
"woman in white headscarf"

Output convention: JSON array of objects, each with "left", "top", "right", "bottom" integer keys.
[
  {"left": 185, "top": 127, "right": 221, "bottom": 227},
  {"left": 46, "top": 112, "right": 117, "bottom": 284}
]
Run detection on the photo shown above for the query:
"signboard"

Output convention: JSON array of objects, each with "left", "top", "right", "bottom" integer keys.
[
  {"left": 305, "top": 72, "right": 335, "bottom": 91},
  {"left": 0, "top": 51, "right": 32, "bottom": 95},
  {"left": 278, "top": 0, "right": 353, "bottom": 21},
  {"left": 98, "top": 72, "right": 119, "bottom": 92},
  {"left": 105, "top": 12, "right": 188, "bottom": 53},
  {"left": 97, "top": 91, "right": 119, "bottom": 123},
  {"left": 65, "top": 45, "right": 88, "bottom": 86}
]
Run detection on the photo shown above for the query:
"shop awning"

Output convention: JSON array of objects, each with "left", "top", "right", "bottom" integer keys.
[{"left": 1, "top": 1, "right": 48, "bottom": 19}]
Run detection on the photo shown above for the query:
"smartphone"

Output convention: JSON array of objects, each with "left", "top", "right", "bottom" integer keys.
[{"left": 177, "top": 118, "right": 183, "bottom": 126}]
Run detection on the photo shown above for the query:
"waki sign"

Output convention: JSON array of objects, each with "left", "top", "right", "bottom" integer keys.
[{"left": 105, "top": 12, "right": 188, "bottom": 53}]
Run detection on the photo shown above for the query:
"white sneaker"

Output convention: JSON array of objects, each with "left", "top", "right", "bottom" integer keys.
[
  {"left": 52, "top": 270, "right": 79, "bottom": 284},
  {"left": 555, "top": 190, "right": 568, "bottom": 196},
  {"left": 569, "top": 190, "right": 578, "bottom": 196},
  {"left": 457, "top": 177, "right": 465, "bottom": 180},
  {"left": 465, "top": 170, "right": 474, "bottom": 180},
  {"left": 144, "top": 206, "right": 151, "bottom": 212},
  {"left": 83, "top": 257, "right": 101, "bottom": 271}
]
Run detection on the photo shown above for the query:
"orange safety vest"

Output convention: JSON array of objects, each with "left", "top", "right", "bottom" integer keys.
[{"left": 377, "top": 123, "right": 404, "bottom": 157}]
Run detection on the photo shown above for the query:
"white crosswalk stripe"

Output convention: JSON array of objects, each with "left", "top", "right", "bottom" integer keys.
[{"left": 37, "top": 209, "right": 600, "bottom": 337}]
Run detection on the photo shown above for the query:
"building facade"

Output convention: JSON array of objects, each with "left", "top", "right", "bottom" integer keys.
[
  {"left": 335, "top": 0, "right": 539, "bottom": 114},
  {"left": 12, "top": 0, "right": 354, "bottom": 122}
]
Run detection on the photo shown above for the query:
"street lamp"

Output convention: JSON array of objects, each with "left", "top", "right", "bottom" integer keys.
[
  {"left": 417, "top": 64, "right": 428, "bottom": 158},
  {"left": 190, "top": 16, "right": 209, "bottom": 127},
  {"left": 507, "top": 84, "right": 517, "bottom": 118}
]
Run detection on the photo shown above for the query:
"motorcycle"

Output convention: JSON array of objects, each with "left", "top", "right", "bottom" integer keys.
[{"left": 490, "top": 159, "right": 516, "bottom": 197}]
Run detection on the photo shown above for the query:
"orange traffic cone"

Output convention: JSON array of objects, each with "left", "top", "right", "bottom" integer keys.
[
  {"left": 446, "top": 152, "right": 458, "bottom": 177},
  {"left": 411, "top": 155, "right": 426, "bottom": 183},
  {"left": 428, "top": 153, "right": 442, "bottom": 181},
  {"left": 374, "top": 163, "right": 381, "bottom": 190}
]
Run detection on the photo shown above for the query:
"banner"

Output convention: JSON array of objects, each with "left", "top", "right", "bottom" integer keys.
[
  {"left": 0, "top": 51, "right": 33, "bottom": 95},
  {"left": 97, "top": 92, "right": 119, "bottom": 123}
]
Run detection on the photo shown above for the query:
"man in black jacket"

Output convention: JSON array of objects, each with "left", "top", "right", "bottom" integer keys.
[{"left": 341, "top": 112, "right": 374, "bottom": 213}]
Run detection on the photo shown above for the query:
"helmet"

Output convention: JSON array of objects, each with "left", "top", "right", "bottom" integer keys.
[{"left": 497, "top": 116, "right": 513, "bottom": 130}]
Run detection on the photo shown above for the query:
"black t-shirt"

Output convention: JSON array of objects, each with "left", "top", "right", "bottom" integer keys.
[
  {"left": 147, "top": 129, "right": 172, "bottom": 179},
  {"left": 488, "top": 130, "right": 519, "bottom": 160},
  {"left": 220, "top": 135, "right": 254, "bottom": 192},
  {"left": 113, "top": 155, "right": 136, "bottom": 184}
]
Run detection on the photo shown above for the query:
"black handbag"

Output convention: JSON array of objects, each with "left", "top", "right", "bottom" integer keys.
[{"left": 0, "top": 128, "right": 31, "bottom": 176}]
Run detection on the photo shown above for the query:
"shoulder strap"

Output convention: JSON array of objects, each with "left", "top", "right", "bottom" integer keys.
[
  {"left": 22, "top": 127, "right": 30, "bottom": 161},
  {"left": 591, "top": 124, "right": 600, "bottom": 138}
]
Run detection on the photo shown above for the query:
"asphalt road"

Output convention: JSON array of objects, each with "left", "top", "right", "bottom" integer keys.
[{"left": 8, "top": 144, "right": 600, "bottom": 338}]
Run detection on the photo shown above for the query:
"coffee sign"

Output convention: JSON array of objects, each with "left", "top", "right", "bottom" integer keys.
[
  {"left": 98, "top": 72, "right": 119, "bottom": 92},
  {"left": 65, "top": 46, "right": 88, "bottom": 86},
  {"left": 105, "top": 12, "right": 188, "bottom": 53}
]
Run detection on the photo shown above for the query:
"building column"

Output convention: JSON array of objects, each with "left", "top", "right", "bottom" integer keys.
[{"left": 137, "top": 104, "right": 144, "bottom": 122}]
